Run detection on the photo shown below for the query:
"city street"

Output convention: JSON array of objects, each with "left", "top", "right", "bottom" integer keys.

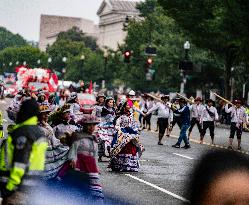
[{"left": 1, "top": 98, "right": 249, "bottom": 205}]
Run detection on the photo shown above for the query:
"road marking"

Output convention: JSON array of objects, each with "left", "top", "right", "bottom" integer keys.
[
  {"left": 3, "top": 119, "right": 7, "bottom": 122},
  {"left": 173, "top": 153, "right": 194, "bottom": 160},
  {"left": 139, "top": 159, "right": 149, "bottom": 162},
  {"left": 0, "top": 100, "right": 6, "bottom": 104},
  {"left": 148, "top": 130, "right": 249, "bottom": 155},
  {"left": 125, "top": 174, "right": 190, "bottom": 203}
]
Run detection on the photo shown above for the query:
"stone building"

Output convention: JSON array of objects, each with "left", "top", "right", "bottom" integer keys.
[
  {"left": 97, "top": 0, "right": 140, "bottom": 50},
  {"left": 39, "top": 14, "right": 98, "bottom": 51},
  {"left": 39, "top": 0, "right": 140, "bottom": 51}
]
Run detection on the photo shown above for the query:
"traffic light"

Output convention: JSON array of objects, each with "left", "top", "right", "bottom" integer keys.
[
  {"left": 124, "top": 50, "right": 131, "bottom": 63},
  {"left": 147, "top": 57, "right": 153, "bottom": 66}
]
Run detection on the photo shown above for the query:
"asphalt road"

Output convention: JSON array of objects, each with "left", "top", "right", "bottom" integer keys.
[{"left": 1, "top": 99, "right": 249, "bottom": 205}]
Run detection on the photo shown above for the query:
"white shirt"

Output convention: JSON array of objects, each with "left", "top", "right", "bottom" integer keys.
[
  {"left": 225, "top": 104, "right": 246, "bottom": 124},
  {"left": 147, "top": 102, "right": 173, "bottom": 121},
  {"left": 190, "top": 104, "right": 204, "bottom": 120},
  {"left": 200, "top": 106, "right": 219, "bottom": 122}
]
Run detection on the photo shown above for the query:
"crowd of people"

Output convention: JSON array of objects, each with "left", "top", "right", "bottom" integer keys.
[
  {"left": 0, "top": 86, "right": 249, "bottom": 204},
  {"left": 0, "top": 88, "right": 145, "bottom": 204},
  {"left": 139, "top": 94, "right": 248, "bottom": 150}
]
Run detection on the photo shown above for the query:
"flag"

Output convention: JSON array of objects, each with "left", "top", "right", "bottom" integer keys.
[
  {"left": 88, "top": 80, "right": 93, "bottom": 94},
  {"left": 48, "top": 73, "right": 58, "bottom": 92}
]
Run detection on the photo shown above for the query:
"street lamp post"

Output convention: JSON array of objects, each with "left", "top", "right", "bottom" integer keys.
[
  {"left": 103, "top": 53, "right": 108, "bottom": 89},
  {"left": 180, "top": 41, "right": 190, "bottom": 94},
  {"left": 37, "top": 59, "right": 41, "bottom": 67},
  {"left": 80, "top": 55, "right": 85, "bottom": 81}
]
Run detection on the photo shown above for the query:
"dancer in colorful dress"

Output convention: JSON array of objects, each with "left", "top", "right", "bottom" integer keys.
[
  {"left": 97, "top": 97, "right": 116, "bottom": 162},
  {"left": 52, "top": 104, "right": 79, "bottom": 145},
  {"left": 58, "top": 115, "right": 104, "bottom": 200},
  {"left": 92, "top": 93, "right": 106, "bottom": 117},
  {"left": 38, "top": 104, "right": 69, "bottom": 179},
  {"left": 109, "top": 101, "right": 144, "bottom": 172}
]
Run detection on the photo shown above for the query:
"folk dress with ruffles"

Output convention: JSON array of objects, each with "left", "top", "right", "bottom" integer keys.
[
  {"left": 58, "top": 132, "right": 104, "bottom": 199},
  {"left": 39, "top": 122, "right": 69, "bottom": 179},
  {"left": 109, "top": 113, "right": 145, "bottom": 172}
]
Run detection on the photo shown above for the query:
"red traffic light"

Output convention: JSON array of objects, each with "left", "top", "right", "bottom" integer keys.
[
  {"left": 147, "top": 57, "right": 153, "bottom": 65},
  {"left": 124, "top": 50, "right": 131, "bottom": 63},
  {"left": 124, "top": 51, "right": 131, "bottom": 57}
]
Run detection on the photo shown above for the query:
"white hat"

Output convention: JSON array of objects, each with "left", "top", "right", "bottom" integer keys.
[{"left": 128, "top": 90, "right": 135, "bottom": 96}]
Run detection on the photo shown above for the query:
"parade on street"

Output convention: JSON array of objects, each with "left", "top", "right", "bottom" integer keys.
[{"left": 1, "top": 0, "right": 249, "bottom": 204}]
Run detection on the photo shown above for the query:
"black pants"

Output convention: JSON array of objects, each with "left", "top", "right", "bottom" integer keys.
[
  {"left": 144, "top": 113, "right": 152, "bottom": 127},
  {"left": 158, "top": 118, "right": 169, "bottom": 136},
  {"left": 171, "top": 116, "right": 182, "bottom": 129},
  {"left": 230, "top": 122, "right": 242, "bottom": 139},
  {"left": 189, "top": 118, "right": 202, "bottom": 134},
  {"left": 201, "top": 121, "right": 215, "bottom": 139}
]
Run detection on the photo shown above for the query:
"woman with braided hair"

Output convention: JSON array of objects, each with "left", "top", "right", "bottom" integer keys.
[
  {"left": 38, "top": 104, "right": 69, "bottom": 179},
  {"left": 109, "top": 101, "right": 144, "bottom": 172},
  {"left": 97, "top": 97, "right": 116, "bottom": 162}
]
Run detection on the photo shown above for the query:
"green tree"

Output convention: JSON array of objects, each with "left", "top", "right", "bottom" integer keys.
[
  {"left": 120, "top": 0, "right": 223, "bottom": 94},
  {"left": 0, "top": 46, "right": 48, "bottom": 73},
  {"left": 158, "top": 0, "right": 249, "bottom": 98},
  {"left": 46, "top": 39, "right": 90, "bottom": 72},
  {"left": 65, "top": 51, "right": 107, "bottom": 84},
  {"left": 0, "top": 27, "right": 27, "bottom": 51},
  {"left": 57, "top": 26, "right": 98, "bottom": 51}
]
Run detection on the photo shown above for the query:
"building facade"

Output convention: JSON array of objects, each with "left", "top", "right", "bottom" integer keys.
[
  {"left": 39, "top": 14, "right": 98, "bottom": 51},
  {"left": 39, "top": 0, "right": 140, "bottom": 51},
  {"left": 97, "top": 0, "right": 140, "bottom": 50}
]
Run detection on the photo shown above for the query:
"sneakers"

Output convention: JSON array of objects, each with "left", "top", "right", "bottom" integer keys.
[
  {"left": 158, "top": 142, "right": 163, "bottom": 145},
  {"left": 172, "top": 143, "right": 190, "bottom": 149},
  {"left": 181, "top": 144, "right": 191, "bottom": 149},
  {"left": 228, "top": 145, "right": 233, "bottom": 150},
  {"left": 172, "top": 144, "right": 180, "bottom": 148}
]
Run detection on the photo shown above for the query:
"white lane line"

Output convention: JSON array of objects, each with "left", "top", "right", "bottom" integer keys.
[
  {"left": 173, "top": 153, "right": 194, "bottom": 160},
  {"left": 125, "top": 174, "right": 190, "bottom": 204},
  {"left": 3, "top": 119, "right": 8, "bottom": 122},
  {"left": 139, "top": 159, "right": 149, "bottom": 162}
]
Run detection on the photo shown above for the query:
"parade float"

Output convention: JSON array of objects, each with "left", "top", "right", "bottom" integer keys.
[{"left": 15, "top": 66, "right": 58, "bottom": 93}]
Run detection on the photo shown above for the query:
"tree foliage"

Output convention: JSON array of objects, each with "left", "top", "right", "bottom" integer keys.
[
  {"left": 158, "top": 0, "right": 249, "bottom": 98},
  {"left": 0, "top": 46, "right": 48, "bottom": 73},
  {"left": 57, "top": 26, "right": 98, "bottom": 51},
  {"left": 0, "top": 27, "right": 27, "bottom": 51},
  {"left": 46, "top": 39, "right": 90, "bottom": 72},
  {"left": 120, "top": 0, "right": 223, "bottom": 94}
]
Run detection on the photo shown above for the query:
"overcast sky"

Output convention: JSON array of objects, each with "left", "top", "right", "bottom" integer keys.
[{"left": 0, "top": 0, "right": 103, "bottom": 41}]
